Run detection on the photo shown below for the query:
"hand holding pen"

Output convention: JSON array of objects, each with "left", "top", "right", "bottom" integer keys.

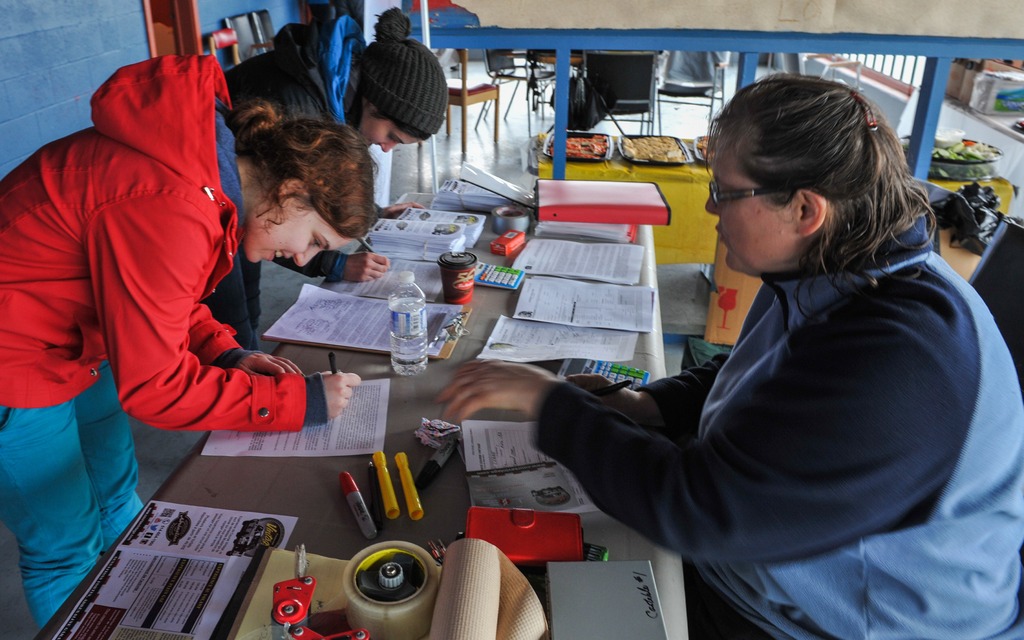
[{"left": 324, "top": 352, "right": 362, "bottom": 419}]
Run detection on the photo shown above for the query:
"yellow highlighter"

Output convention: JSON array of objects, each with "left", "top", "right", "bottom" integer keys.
[
  {"left": 395, "top": 452, "right": 424, "bottom": 521},
  {"left": 372, "top": 451, "right": 401, "bottom": 519}
]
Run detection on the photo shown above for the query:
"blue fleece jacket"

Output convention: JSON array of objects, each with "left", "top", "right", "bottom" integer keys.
[{"left": 537, "top": 217, "right": 1024, "bottom": 638}]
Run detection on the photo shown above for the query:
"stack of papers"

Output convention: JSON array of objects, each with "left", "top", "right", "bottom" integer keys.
[
  {"left": 392, "top": 207, "right": 487, "bottom": 248},
  {"left": 432, "top": 179, "right": 514, "bottom": 212},
  {"left": 534, "top": 220, "right": 636, "bottom": 243},
  {"left": 368, "top": 217, "right": 467, "bottom": 261}
]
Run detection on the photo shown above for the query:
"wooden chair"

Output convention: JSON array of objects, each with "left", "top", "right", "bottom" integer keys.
[
  {"left": 207, "top": 27, "right": 240, "bottom": 67},
  {"left": 447, "top": 49, "right": 500, "bottom": 154}
]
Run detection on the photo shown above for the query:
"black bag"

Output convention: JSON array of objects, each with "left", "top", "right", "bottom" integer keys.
[
  {"left": 929, "top": 181, "right": 1003, "bottom": 256},
  {"left": 563, "top": 72, "right": 615, "bottom": 131}
]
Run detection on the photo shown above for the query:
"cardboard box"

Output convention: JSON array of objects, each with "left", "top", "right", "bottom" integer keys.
[
  {"left": 704, "top": 239, "right": 762, "bottom": 346},
  {"left": 938, "top": 227, "right": 982, "bottom": 281},
  {"left": 959, "top": 59, "right": 1022, "bottom": 104},
  {"left": 947, "top": 59, "right": 967, "bottom": 99},
  {"left": 969, "top": 70, "right": 1024, "bottom": 114}
]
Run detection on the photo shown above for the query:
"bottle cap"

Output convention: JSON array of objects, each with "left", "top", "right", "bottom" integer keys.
[{"left": 397, "top": 271, "right": 415, "bottom": 283}]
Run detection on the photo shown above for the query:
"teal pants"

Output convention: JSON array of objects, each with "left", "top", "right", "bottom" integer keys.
[{"left": 0, "top": 361, "right": 143, "bottom": 627}]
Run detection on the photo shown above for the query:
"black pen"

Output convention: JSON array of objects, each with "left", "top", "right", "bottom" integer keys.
[
  {"left": 367, "top": 461, "right": 384, "bottom": 531},
  {"left": 328, "top": 351, "right": 338, "bottom": 374},
  {"left": 592, "top": 379, "right": 632, "bottom": 397},
  {"left": 415, "top": 438, "right": 458, "bottom": 490}
]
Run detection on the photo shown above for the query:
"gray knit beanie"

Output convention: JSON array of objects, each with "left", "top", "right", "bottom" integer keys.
[{"left": 358, "top": 8, "right": 447, "bottom": 136}]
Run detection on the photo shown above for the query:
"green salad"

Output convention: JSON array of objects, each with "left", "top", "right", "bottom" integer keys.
[{"left": 932, "top": 141, "right": 1001, "bottom": 162}]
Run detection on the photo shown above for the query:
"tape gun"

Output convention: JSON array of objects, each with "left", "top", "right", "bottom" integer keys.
[{"left": 271, "top": 544, "right": 371, "bottom": 640}]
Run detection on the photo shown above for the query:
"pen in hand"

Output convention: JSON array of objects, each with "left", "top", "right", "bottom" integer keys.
[
  {"left": 357, "top": 237, "right": 374, "bottom": 253},
  {"left": 591, "top": 379, "right": 632, "bottom": 397},
  {"left": 329, "top": 351, "right": 338, "bottom": 374}
]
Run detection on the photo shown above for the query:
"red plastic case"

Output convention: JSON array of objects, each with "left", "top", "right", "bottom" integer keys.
[{"left": 464, "top": 506, "right": 583, "bottom": 566}]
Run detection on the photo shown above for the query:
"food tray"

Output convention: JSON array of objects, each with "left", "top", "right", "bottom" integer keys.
[
  {"left": 692, "top": 135, "right": 709, "bottom": 164},
  {"left": 927, "top": 139, "right": 1003, "bottom": 181},
  {"left": 542, "top": 131, "right": 613, "bottom": 162},
  {"left": 618, "top": 135, "right": 693, "bottom": 165}
]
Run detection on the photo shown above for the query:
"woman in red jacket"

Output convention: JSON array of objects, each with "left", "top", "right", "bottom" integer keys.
[{"left": 0, "top": 55, "right": 371, "bottom": 625}]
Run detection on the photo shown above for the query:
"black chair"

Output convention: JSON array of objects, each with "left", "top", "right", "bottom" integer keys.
[
  {"left": 582, "top": 51, "right": 658, "bottom": 135},
  {"left": 969, "top": 217, "right": 1024, "bottom": 397},
  {"left": 224, "top": 12, "right": 274, "bottom": 62},
  {"left": 483, "top": 50, "right": 554, "bottom": 136},
  {"left": 656, "top": 51, "right": 728, "bottom": 134}
]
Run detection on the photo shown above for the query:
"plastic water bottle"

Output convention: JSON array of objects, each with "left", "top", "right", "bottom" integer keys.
[{"left": 389, "top": 271, "right": 428, "bottom": 376}]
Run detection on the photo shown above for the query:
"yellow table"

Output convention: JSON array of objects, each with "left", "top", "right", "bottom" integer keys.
[
  {"left": 537, "top": 136, "right": 718, "bottom": 264},
  {"left": 537, "top": 136, "right": 1014, "bottom": 267}
]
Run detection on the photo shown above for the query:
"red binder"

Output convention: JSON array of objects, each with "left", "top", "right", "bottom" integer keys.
[
  {"left": 536, "top": 179, "right": 672, "bottom": 226},
  {"left": 464, "top": 506, "right": 583, "bottom": 566}
]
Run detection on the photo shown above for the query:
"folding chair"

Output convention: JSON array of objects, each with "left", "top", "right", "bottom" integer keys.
[
  {"left": 446, "top": 49, "right": 500, "bottom": 154},
  {"left": 582, "top": 51, "right": 658, "bottom": 135}
]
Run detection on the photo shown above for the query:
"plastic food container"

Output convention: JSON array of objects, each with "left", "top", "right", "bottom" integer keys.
[{"left": 928, "top": 140, "right": 1003, "bottom": 181}]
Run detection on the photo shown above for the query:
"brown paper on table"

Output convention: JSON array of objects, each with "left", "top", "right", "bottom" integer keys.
[{"left": 429, "top": 538, "right": 548, "bottom": 640}]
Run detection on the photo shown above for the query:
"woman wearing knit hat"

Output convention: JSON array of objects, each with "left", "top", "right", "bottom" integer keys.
[{"left": 216, "top": 7, "right": 449, "bottom": 350}]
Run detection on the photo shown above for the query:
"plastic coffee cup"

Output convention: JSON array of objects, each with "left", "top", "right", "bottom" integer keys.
[{"left": 437, "top": 251, "right": 478, "bottom": 304}]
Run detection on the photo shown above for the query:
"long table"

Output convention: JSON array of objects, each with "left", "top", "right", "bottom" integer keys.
[{"left": 36, "top": 226, "right": 688, "bottom": 639}]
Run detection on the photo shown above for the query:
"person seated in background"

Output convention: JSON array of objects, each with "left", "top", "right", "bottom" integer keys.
[
  {"left": 438, "top": 75, "right": 1024, "bottom": 638},
  {"left": 216, "top": 6, "right": 449, "bottom": 349},
  {"left": 0, "top": 55, "right": 369, "bottom": 626}
]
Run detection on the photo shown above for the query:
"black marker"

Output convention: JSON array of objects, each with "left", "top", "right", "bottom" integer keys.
[
  {"left": 415, "top": 438, "right": 458, "bottom": 490},
  {"left": 592, "top": 379, "right": 632, "bottom": 397},
  {"left": 367, "top": 461, "right": 384, "bottom": 531},
  {"left": 328, "top": 351, "right": 338, "bottom": 374}
]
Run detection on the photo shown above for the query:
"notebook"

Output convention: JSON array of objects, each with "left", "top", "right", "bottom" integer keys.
[{"left": 546, "top": 560, "right": 669, "bottom": 640}]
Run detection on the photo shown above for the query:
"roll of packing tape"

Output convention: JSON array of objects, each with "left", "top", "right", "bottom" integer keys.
[
  {"left": 491, "top": 205, "right": 531, "bottom": 234},
  {"left": 343, "top": 541, "right": 440, "bottom": 640}
]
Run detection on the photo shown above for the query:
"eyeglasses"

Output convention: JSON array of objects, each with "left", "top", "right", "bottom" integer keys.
[{"left": 708, "top": 180, "right": 800, "bottom": 205}]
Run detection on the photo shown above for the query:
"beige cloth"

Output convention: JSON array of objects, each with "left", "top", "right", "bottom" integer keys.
[
  {"left": 429, "top": 538, "right": 548, "bottom": 640},
  {"left": 459, "top": 0, "right": 1024, "bottom": 39}
]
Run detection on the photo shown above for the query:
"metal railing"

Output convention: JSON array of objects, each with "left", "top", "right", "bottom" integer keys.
[{"left": 835, "top": 52, "right": 927, "bottom": 89}]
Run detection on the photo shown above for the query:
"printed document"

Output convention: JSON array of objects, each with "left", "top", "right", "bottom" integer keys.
[
  {"left": 263, "top": 284, "right": 461, "bottom": 356},
  {"left": 54, "top": 500, "right": 296, "bottom": 640},
  {"left": 512, "top": 239, "right": 645, "bottom": 284},
  {"left": 323, "top": 258, "right": 444, "bottom": 301},
  {"left": 462, "top": 420, "right": 596, "bottom": 513},
  {"left": 201, "top": 378, "right": 389, "bottom": 457},
  {"left": 478, "top": 315, "right": 638, "bottom": 363},
  {"left": 514, "top": 276, "right": 657, "bottom": 332}
]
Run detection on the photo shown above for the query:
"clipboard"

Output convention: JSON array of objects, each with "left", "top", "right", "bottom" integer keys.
[{"left": 263, "top": 308, "right": 472, "bottom": 360}]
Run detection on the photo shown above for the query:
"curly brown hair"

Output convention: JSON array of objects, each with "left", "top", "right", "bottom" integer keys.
[
  {"left": 227, "top": 99, "right": 377, "bottom": 239},
  {"left": 708, "top": 74, "right": 933, "bottom": 285}
]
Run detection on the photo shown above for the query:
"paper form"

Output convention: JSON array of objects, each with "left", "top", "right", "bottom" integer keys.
[
  {"left": 323, "top": 258, "right": 445, "bottom": 301},
  {"left": 462, "top": 420, "right": 596, "bottom": 513},
  {"left": 53, "top": 500, "right": 296, "bottom": 640},
  {"left": 477, "top": 315, "right": 638, "bottom": 363},
  {"left": 513, "top": 276, "right": 657, "bottom": 332},
  {"left": 201, "top": 378, "right": 390, "bottom": 457},
  {"left": 262, "top": 284, "right": 461, "bottom": 356},
  {"left": 512, "top": 238, "right": 646, "bottom": 284}
]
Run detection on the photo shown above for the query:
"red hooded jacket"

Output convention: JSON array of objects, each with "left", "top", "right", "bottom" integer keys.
[{"left": 0, "top": 55, "right": 305, "bottom": 431}]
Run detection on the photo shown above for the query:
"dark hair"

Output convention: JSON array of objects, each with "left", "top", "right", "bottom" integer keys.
[
  {"left": 227, "top": 100, "right": 377, "bottom": 239},
  {"left": 708, "top": 74, "right": 933, "bottom": 284}
]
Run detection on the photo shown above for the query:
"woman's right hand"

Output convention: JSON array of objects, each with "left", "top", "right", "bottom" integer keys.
[
  {"left": 323, "top": 371, "right": 362, "bottom": 418},
  {"left": 566, "top": 373, "right": 665, "bottom": 426}
]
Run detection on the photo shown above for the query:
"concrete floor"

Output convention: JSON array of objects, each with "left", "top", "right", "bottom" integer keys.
[{"left": 0, "top": 56, "right": 722, "bottom": 639}]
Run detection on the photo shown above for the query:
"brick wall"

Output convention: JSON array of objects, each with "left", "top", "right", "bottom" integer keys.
[{"left": 0, "top": 0, "right": 300, "bottom": 180}]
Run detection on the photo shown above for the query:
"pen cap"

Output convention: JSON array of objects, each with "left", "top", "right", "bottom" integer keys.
[{"left": 340, "top": 471, "right": 359, "bottom": 495}]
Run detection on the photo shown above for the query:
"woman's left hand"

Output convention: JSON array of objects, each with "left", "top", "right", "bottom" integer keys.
[
  {"left": 236, "top": 353, "right": 303, "bottom": 376},
  {"left": 343, "top": 252, "right": 390, "bottom": 281},
  {"left": 436, "top": 360, "right": 560, "bottom": 423},
  {"left": 381, "top": 201, "right": 424, "bottom": 218}
]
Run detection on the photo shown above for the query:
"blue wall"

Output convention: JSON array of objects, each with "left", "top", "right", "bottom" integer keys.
[{"left": 0, "top": 0, "right": 300, "bottom": 179}]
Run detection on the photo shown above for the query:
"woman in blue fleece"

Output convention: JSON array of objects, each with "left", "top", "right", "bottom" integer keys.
[{"left": 438, "top": 75, "right": 1024, "bottom": 638}]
